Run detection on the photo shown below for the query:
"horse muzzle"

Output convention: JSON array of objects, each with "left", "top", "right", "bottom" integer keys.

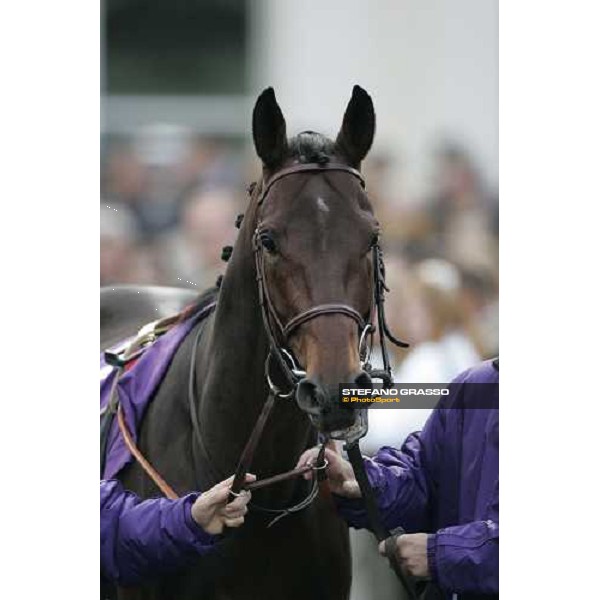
[{"left": 295, "top": 371, "right": 371, "bottom": 440}]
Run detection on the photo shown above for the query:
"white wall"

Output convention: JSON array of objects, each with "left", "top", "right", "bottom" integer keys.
[{"left": 249, "top": 0, "right": 498, "bottom": 199}]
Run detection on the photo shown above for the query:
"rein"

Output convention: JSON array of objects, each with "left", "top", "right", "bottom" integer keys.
[
  {"left": 345, "top": 441, "right": 419, "bottom": 600},
  {"left": 117, "top": 405, "right": 179, "bottom": 500},
  {"left": 187, "top": 320, "right": 329, "bottom": 527}
]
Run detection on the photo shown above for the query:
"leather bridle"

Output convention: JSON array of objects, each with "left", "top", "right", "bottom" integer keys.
[
  {"left": 219, "top": 163, "right": 374, "bottom": 517},
  {"left": 226, "top": 162, "right": 409, "bottom": 499},
  {"left": 249, "top": 161, "right": 408, "bottom": 402},
  {"left": 227, "top": 162, "right": 418, "bottom": 597}
]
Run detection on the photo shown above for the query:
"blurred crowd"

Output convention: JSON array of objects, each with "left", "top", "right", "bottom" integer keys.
[
  {"left": 361, "top": 146, "right": 498, "bottom": 451},
  {"left": 101, "top": 125, "right": 247, "bottom": 289},
  {"left": 101, "top": 126, "right": 498, "bottom": 409}
]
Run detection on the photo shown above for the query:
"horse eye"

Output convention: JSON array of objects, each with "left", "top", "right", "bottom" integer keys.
[{"left": 260, "top": 232, "right": 278, "bottom": 254}]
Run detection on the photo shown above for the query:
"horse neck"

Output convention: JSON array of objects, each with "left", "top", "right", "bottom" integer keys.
[{"left": 195, "top": 190, "right": 313, "bottom": 488}]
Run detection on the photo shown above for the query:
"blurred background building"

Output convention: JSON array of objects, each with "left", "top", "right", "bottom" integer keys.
[{"left": 101, "top": 2, "right": 497, "bottom": 597}]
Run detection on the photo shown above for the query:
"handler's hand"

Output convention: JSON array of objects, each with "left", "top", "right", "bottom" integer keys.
[
  {"left": 295, "top": 443, "right": 361, "bottom": 499},
  {"left": 379, "top": 533, "right": 430, "bottom": 579},
  {"left": 191, "top": 473, "right": 255, "bottom": 535}
]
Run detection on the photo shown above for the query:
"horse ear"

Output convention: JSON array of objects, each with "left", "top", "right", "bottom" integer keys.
[
  {"left": 252, "top": 87, "right": 288, "bottom": 169},
  {"left": 335, "top": 85, "right": 376, "bottom": 167}
]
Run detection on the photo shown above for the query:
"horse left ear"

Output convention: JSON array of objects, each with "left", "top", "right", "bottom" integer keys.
[{"left": 335, "top": 85, "right": 376, "bottom": 168}]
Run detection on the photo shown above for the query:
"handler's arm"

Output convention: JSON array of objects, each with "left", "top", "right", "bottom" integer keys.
[
  {"left": 428, "top": 480, "right": 499, "bottom": 595},
  {"left": 336, "top": 408, "right": 446, "bottom": 533},
  {"left": 100, "top": 479, "right": 216, "bottom": 586}
]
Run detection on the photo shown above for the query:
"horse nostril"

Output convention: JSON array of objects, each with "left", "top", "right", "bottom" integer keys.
[
  {"left": 353, "top": 370, "right": 372, "bottom": 388},
  {"left": 296, "top": 379, "right": 323, "bottom": 414}
]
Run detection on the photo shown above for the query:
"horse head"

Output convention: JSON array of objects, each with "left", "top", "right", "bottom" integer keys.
[{"left": 250, "top": 85, "right": 387, "bottom": 439}]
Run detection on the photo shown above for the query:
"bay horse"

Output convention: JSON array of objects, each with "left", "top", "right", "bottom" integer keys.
[{"left": 103, "top": 85, "right": 388, "bottom": 600}]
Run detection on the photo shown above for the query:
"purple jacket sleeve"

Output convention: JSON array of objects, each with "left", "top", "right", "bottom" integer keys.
[
  {"left": 335, "top": 409, "right": 446, "bottom": 533},
  {"left": 336, "top": 359, "right": 500, "bottom": 595},
  {"left": 100, "top": 479, "right": 216, "bottom": 586},
  {"left": 427, "top": 481, "right": 499, "bottom": 595}
]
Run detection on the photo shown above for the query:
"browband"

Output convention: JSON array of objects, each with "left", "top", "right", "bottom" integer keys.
[{"left": 257, "top": 162, "right": 365, "bottom": 205}]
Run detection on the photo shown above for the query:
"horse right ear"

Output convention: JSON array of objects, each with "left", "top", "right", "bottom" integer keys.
[
  {"left": 252, "top": 88, "right": 288, "bottom": 169},
  {"left": 335, "top": 85, "right": 376, "bottom": 168}
]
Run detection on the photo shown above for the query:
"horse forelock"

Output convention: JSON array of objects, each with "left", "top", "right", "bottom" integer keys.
[{"left": 288, "top": 131, "right": 335, "bottom": 164}]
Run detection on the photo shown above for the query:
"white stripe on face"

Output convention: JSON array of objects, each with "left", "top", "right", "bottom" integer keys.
[
  {"left": 316, "top": 197, "right": 330, "bottom": 214},
  {"left": 316, "top": 197, "right": 330, "bottom": 251}
]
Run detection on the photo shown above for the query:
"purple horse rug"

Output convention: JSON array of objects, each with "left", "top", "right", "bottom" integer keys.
[{"left": 100, "top": 303, "right": 215, "bottom": 480}]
